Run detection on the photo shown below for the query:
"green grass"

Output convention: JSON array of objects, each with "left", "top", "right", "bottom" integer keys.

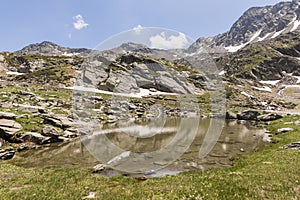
[
  {"left": 0, "top": 116, "right": 299, "bottom": 199},
  {"left": 15, "top": 116, "right": 44, "bottom": 133}
]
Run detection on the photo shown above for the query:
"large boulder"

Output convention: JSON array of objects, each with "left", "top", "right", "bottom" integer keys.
[
  {"left": 41, "top": 113, "right": 73, "bottom": 129},
  {"left": 0, "top": 119, "right": 22, "bottom": 141},
  {"left": 0, "top": 112, "right": 17, "bottom": 119},
  {"left": 237, "top": 110, "right": 260, "bottom": 120},
  {"left": 0, "top": 149, "right": 15, "bottom": 160},
  {"left": 257, "top": 113, "right": 283, "bottom": 121},
  {"left": 226, "top": 111, "right": 237, "bottom": 119},
  {"left": 20, "top": 132, "right": 52, "bottom": 145},
  {"left": 42, "top": 126, "right": 60, "bottom": 137}
]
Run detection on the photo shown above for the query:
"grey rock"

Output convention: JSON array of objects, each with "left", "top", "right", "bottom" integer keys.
[
  {"left": 0, "top": 149, "right": 15, "bottom": 160},
  {"left": 277, "top": 128, "right": 294, "bottom": 133},
  {"left": 42, "top": 126, "right": 60, "bottom": 137},
  {"left": 0, "top": 119, "right": 22, "bottom": 140},
  {"left": 42, "top": 113, "right": 73, "bottom": 129},
  {"left": 92, "top": 164, "right": 106, "bottom": 173},
  {"left": 257, "top": 113, "right": 283, "bottom": 121},
  {"left": 226, "top": 111, "right": 237, "bottom": 119},
  {"left": 283, "top": 141, "right": 300, "bottom": 151},
  {"left": 0, "top": 112, "right": 17, "bottom": 119},
  {"left": 13, "top": 104, "right": 45, "bottom": 113},
  {"left": 237, "top": 110, "right": 260, "bottom": 120},
  {"left": 20, "top": 132, "right": 52, "bottom": 145}
]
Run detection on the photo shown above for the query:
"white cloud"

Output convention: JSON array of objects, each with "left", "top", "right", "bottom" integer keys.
[
  {"left": 149, "top": 32, "right": 189, "bottom": 49},
  {"left": 133, "top": 25, "right": 143, "bottom": 34},
  {"left": 73, "top": 14, "right": 89, "bottom": 30}
]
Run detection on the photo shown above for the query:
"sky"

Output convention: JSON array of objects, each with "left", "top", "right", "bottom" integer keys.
[{"left": 1, "top": 0, "right": 287, "bottom": 51}]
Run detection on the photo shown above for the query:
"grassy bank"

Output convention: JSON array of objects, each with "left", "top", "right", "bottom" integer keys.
[{"left": 0, "top": 116, "right": 299, "bottom": 200}]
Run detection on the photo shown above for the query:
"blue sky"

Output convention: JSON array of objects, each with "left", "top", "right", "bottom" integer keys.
[{"left": 1, "top": 0, "right": 286, "bottom": 51}]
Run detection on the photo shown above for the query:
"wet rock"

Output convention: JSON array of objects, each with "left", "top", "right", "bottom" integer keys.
[
  {"left": 226, "top": 111, "right": 237, "bottom": 119},
  {"left": 237, "top": 110, "right": 260, "bottom": 120},
  {"left": 0, "top": 149, "right": 15, "bottom": 160},
  {"left": 257, "top": 113, "right": 283, "bottom": 121},
  {"left": 277, "top": 128, "right": 294, "bottom": 133},
  {"left": 283, "top": 141, "right": 300, "bottom": 151}
]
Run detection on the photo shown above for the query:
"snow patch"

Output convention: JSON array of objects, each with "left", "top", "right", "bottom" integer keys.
[
  {"left": 225, "top": 30, "right": 262, "bottom": 52},
  {"left": 252, "top": 86, "right": 272, "bottom": 92},
  {"left": 218, "top": 70, "right": 225, "bottom": 76},
  {"left": 249, "top": 29, "right": 262, "bottom": 43},
  {"left": 258, "top": 33, "right": 272, "bottom": 42},
  {"left": 225, "top": 43, "right": 246, "bottom": 53},
  {"left": 65, "top": 86, "right": 177, "bottom": 98},
  {"left": 6, "top": 71, "right": 24, "bottom": 75},
  {"left": 241, "top": 91, "right": 254, "bottom": 98},
  {"left": 293, "top": 76, "right": 300, "bottom": 83},
  {"left": 271, "top": 29, "right": 285, "bottom": 39},
  {"left": 291, "top": 20, "right": 300, "bottom": 32},
  {"left": 259, "top": 80, "right": 280, "bottom": 86},
  {"left": 63, "top": 52, "right": 79, "bottom": 57}
]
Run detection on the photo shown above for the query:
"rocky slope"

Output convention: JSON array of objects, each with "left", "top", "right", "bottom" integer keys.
[{"left": 189, "top": 0, "right": 300, "bottom": 53}]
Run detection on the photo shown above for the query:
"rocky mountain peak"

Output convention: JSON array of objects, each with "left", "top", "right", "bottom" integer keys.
[
  {"left": 16, "top": 41, "right": 93, "bottom": 57},
  {"left": 189, "top": 0, "right": 300, "bottom": 53}
]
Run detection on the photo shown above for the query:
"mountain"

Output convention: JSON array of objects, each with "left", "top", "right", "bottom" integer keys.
[
  {"left": 16, "top": 41, "right": 94, "bottom": 57},
  {"left": 189, "top": 0, "right": 300, "bottom": 53}
]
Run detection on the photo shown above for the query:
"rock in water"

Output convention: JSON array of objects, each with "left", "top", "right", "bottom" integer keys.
[
  {"left": 237, "top": 110, "right": 260, "bottom": 120},
  {"left": 257, "top": 113, "right": 283, "bottom": 121}
]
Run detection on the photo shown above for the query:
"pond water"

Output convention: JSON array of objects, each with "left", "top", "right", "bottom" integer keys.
[{"left": 7, "top": 118, "right": 270, "bottom": 177}]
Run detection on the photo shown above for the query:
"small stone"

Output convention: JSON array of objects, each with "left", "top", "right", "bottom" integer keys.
[
  {"left": 92, "top": 164, "right": 106, "bottom": 173},
  {"left": 283, "top": 141, "right": 300, "bottom": 151},
  {"left": 0, "top": 150, "right": 15, "bottom": 160},
  {"left": 17, "top": 144, "right": 29, "bottom": 152},
  {"left": 277, "top": 128, "right": 294, "bottom": 133}
]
